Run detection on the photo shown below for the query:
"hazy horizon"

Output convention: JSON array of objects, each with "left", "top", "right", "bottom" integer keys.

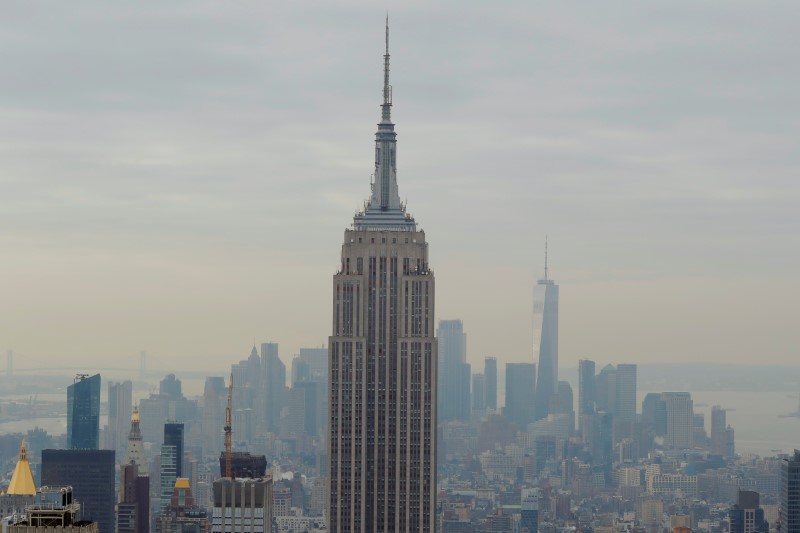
[{"left": 2, "top": 2, "right": 798, "bottom": 372}]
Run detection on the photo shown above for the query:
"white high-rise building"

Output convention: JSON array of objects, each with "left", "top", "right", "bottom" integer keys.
[{"left": 327, "top": 20, "right": 437, "bottom": 533}]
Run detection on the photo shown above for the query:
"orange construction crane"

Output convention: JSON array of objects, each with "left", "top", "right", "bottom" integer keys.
[{"left": 224, "top": 372, "right": 233, "bottom": 479}]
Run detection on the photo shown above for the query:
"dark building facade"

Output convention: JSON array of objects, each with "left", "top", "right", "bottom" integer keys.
[
  {"left": 118, "top": 463, "right": 149, "bottom": 533},
  {"left": 218, "top": 452, "right": 267, "bottom": 479},
  {"left": 67, "top": 374, "right": 100, "bottom": 450},
  {"left": 164, "top": 423, "right": 185, "bottom": 478},
  {"left": 781, "top": 450, "right": 800, "bottom": 533},
  {"left": 730, "top": 490, "right": 768, "bottom": 533},
  {"left": 41, "top": 449, "right": 115, "bottom": 533}
]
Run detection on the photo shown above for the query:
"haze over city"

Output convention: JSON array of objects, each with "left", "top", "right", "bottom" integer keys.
[{"left": 2, "top": 1, "right": 798, "bottom": 372}]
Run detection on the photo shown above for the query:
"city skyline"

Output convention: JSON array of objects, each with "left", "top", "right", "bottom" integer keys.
[{"left": 2, "top": 3, "right": 799, "bottom": 372}]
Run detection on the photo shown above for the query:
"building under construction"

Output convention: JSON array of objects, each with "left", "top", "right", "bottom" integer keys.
[{"left": 210, "top": 374, "right": 273, "bottom": 533}]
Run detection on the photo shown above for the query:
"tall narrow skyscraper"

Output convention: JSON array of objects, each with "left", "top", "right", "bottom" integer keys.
[
  {"left": 578, "top": 359, "right": 595, "bottom": 433},
  {"left": 485, "top": 357, "right": 498, "bottom": 411},
  {"left": 328, "top": 20, "right": 436, "bottom": 533},
  {"left": 616, "top": 364, "right": 637, "bottom": 423},
  {"left": 533, "top": 242, "right": 559, "bottom": 422},
  {"left": 107, "top": 380, "right": 132, "bottom": 457},
  {"left": 437, "top": 319, "right": 470, "bottom": 423},
  {"left": 261, "top": 342, "right": 286, "bottom": 433}
]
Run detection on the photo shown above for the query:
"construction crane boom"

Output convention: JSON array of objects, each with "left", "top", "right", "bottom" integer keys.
[{"left": 224, "top": 372, "right": 233, "bottom": 479}]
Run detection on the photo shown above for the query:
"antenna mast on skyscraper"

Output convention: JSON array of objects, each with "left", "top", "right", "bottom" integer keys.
[
  {"left": 544, "top": 235, "right": 549, "bottom": 281},
  {"left": 224, "top": 372, "right": 233, "bottom": 479}
]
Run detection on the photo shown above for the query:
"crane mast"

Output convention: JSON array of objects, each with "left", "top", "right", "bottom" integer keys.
[{"left": 224, "top": 372, "right": 233, "bottom": 479}]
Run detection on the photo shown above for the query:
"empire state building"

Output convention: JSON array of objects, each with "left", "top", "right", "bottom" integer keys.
[{"left": 328, "top": 21, "right": 437, "bottom": 533}]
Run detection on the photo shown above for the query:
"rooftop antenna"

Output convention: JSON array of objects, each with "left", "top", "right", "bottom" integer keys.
[
  {"left": 224, "top": 372, "right": 233, "bottom": 479},
  {"left": 382, "top": 14, "right": 392, "bottom": 116},
  {"left": 544, "top": 235, "right": 549, "bottom": 281}
]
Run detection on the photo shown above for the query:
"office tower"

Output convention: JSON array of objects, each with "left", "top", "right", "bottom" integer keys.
[
  {"left": 535, "top": 435, "right": 557, "bottom": 476},
  {"left": 781, "top": 450, "right": 800, "bottom": 533},
  {"left": 41, "top": 449, "right": 115, "bottom": 533},
  {"left": 7, "top": 486, "right": 99, "bottom": 533},
  {"left": 520, "top": 488, "right": 539, "bottom": 533},
  {"left": 711, "top": 405, "right": 728, "bottom": 456},
  {"left": 504, "top": 363, "right": 536, "bottom": 431},
  {"left": 107, "top": 380, "right": 132, "bottom": 456},
  {"left": 472, "top": 373, "right": 486, "bottom": 412},
  {"left": 158, "top": 479, "right": 208, "bottom": 533},
  {"left": 292, "top": 347, "right": 328, "bottom": 383},
  {"left": 327, "top": 21, "right": 437, "bottom": 533},
  {"left": 595, "top": 365, "right": 617, "bottom": 414},
  {"left": 293, "top": 381, "right": 319, "bottom": 437},
  {"left": 730, "top": 490, "right": 768, "bottom": 533},
  {"left": 485, "top": 357, "right": 498, "bottom": 411},
  {"left": 261, "top": 342, "right": 286, "bottom": 433},
  {"left": 232, "top": 346, "right": 263, "bottom": 437},
  {"left": 725, "top": 425, "right": 736, "bottom": 458},
  {"left": 595, "top": 411, "right": 614, "bottom": 485},
  {"left": 282, "top": 386, "right": 308, "bottom": 437},
  {"left": 203, "top": 377, "right": 227, "bottom": 457},
  {"left": 578, "top": 359, "right": 596, "bottom": 432},
  {"left": 616, "top": 364, "right": 637, "bottom": 423},
  {"left": 642, "top": 392, "right": 668, "bottom": 437},
  {"left": 67, "top": 373, "right": 101, "bottom": 449},
  {"left": 662, "top": 392, "right": 694, "bottom": 449},
  {"left": 292, "top": 349, "right": 328, "bottom": 438},
  {"left": 161, "top": 423, "right": 184, "bottom": 511},
  {"left": 117, "top": 463, "right": 149, "bottom": 533},
  {"left": 211, "top": 477, "right": 273, "bottom": 533},
  {"left": 533, "top": 243, "right": 559, "bottom": 422},
  {"left": 438, "top": 319, "right": 471, "bottom": 423}
]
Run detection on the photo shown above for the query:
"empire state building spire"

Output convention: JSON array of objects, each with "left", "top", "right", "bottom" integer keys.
[{"left": 353, "top": 17, "right": 416, "bottom": 231}]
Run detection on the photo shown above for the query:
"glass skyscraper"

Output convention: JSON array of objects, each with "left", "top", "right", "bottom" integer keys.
[
  {"left": 533, "top": 248, "right": 559, "bottom": 422},
  {"left": 781, "top": 450, "right": 800, "bottom": 533},
  {"left": 67, "top": 373, "right": 100, "bottom": 450}
]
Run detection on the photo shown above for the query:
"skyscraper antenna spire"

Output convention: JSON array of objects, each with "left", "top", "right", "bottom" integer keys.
[
  {"left": 383, "top": 14, "right": 392, "bottom": 114},
  {"left": 544, "top": 235, "right": 549, "bottom": 281}
]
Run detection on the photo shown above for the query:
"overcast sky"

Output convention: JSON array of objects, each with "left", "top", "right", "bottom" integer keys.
[{"left": 2, "top": 1, "right": 798, "bottom": 375}]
